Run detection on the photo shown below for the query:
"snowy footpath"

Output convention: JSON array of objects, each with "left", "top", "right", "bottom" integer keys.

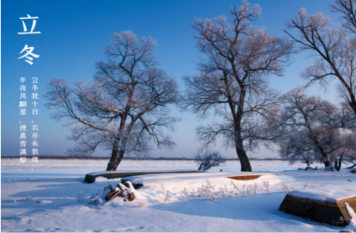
[{"left": 1, "top": 159, "right": 356, "bottom": 232}]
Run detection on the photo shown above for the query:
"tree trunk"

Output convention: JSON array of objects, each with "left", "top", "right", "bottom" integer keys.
[
  {"left": 350, "top": 101, "right": 356, "bottom": 116},
  {"left": 115, "top": 150, "right": 125, "bottom": 169},
  {"left": 106, "top": 149, "right": 125, "bottom": 171},
  {"left": 106, "top": 147, "right": 119, "bottom": 171},
  {"left": 323, "top": 156, "right": 334, "bottom": 171},
  {"left": 235, "top": 145, "right": 252, "bottom": 172},
  {"left": 106, "top": 119, "right": 135, "bottom": 171},
  {"left": 234, "top": 124, "right": 252, "bottom": 171},
  {"left": 305, "top": 162, "right": 312, "bottom": 170},
  {"left": 322, "top": 154, "right": 330, "bottom": 167},
  {"left": 234, "top": 86, "right": 251, "bottom": 172},
  {"left": 324, "top": 160, "right": 330, "bottom": 167},
  {"left": 334, "top": 155, "right": 343, "bottom": 172}
]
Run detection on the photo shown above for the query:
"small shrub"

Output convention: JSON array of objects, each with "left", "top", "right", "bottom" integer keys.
[
  {"left": 103, "top": 184, "right": 113, "bottom": 193},
  {"left": 303, "top": 182, "right": 308, "bottom": 189},
  {"left": 195, "top": 151, "right": 226, "bottom": 171},
  {"left": 77, "top": 195, "right": 84, "bottom": 203},
  {"left": 230, "top": 181, "right": 241, "bottom": 195},
  {"left": 24, "top": 196, "right": 32, "bottom": 201},
  {"left": 136, "top": 202, "right": 146, "bottom": 208},
  {"left": 280, "top": 181, "right": 289, "bottom": 192},
  {"left": 164, "top": 190, "right": 172, "bottom": 204},
  {"left": 180, "top": 193, "right": 189, "bottom": 205},
  {"left": 262, "top": 180, "right": 270, "bottom": 194},
  {"left": 90, "top": 193, "right": 101, "bottom": 206}
]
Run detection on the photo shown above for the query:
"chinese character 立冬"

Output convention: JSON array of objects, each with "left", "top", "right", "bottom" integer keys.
[
  {"left": 32, "top": 85, "right": 39, "bottom": 91},
  {"left": 32, "top": 77, "right": 39, "bottom": 83},
  {"left": 18, "top": 45, "right": 40, "bottom": 65},
  {"left": 18, "top": 14, "right": 41, "bottom": 35}
]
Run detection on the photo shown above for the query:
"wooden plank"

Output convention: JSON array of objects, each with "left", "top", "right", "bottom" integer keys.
[
  {"left": 84, "top": 170, "right": 205, "bottom": 183},
  {"left": 285, "top": 195, "right": 338, "bottom": 207},
  {"left": 227, "top": 175, "right": 261, "bottom": 181},
  {"left": 336, "top": 197, "right": 356, "bottom": 222}
]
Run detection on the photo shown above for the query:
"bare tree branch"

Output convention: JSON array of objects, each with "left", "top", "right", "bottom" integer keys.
[{"left": 286, "top": 7, "right": 356, "bottom": 116}]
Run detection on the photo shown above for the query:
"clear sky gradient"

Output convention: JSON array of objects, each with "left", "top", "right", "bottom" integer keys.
[{"left": 1, "top": 0, "right": 340, "bottom": 159}]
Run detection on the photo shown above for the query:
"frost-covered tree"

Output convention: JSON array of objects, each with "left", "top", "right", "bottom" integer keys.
[
  {"left": 280, "top": 132, "right": 317, "bottom": 170},
  {"left": 183, "top": 0, "right": 293, "bottom": 171},
  {"left": 285, "top": 5, "right": 356, "bottom": 116},
  {"left": 46, "top": 31, "right": 180, "bottom": 171},
  {"left": 194, "top": 151, "right": 226, "bottom": 171},
  {"left": 278, "top": 88, "right": 345, "bottom": 169}
]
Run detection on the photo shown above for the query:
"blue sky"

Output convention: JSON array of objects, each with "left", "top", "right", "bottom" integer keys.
[{"left": 1, "top": 0, "right": 340, "bottom": 158}]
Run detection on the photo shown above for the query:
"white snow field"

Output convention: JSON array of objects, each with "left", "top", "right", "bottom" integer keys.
[{"left": 1, "top": 159, "right": 356, "bottom": 232}]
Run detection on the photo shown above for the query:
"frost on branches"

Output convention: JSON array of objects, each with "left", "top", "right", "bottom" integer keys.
[
  {"left": 278, "top": 88, "right": 356, "bottom": 171},
  {"left": 46, "top": 31, "right": 180, "bottom": 171},
  {"left": 183, "top": 0, "right": 293, "bottom": 171}
]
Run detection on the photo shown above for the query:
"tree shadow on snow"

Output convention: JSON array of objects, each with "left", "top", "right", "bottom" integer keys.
[
  {"left": 149, "top": 192, "right": 339, "bottom": 231},
  {"left": 1, "top": 178, "right": 108, "bottom": 217}
]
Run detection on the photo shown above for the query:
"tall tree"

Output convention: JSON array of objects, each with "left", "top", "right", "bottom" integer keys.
[
  {"left": 183, "top": 0, "right": 293, "bottom": 171},
  {"left": 46, "top": 31, "right": 180, "bottom": 171},
  {"left": 285, "top": 6, "right": 356, "bottom": 116}
]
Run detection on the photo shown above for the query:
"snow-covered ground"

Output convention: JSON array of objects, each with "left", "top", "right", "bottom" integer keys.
[{"left": 1, "top": 159, "right": 356, "bottom": 232}]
